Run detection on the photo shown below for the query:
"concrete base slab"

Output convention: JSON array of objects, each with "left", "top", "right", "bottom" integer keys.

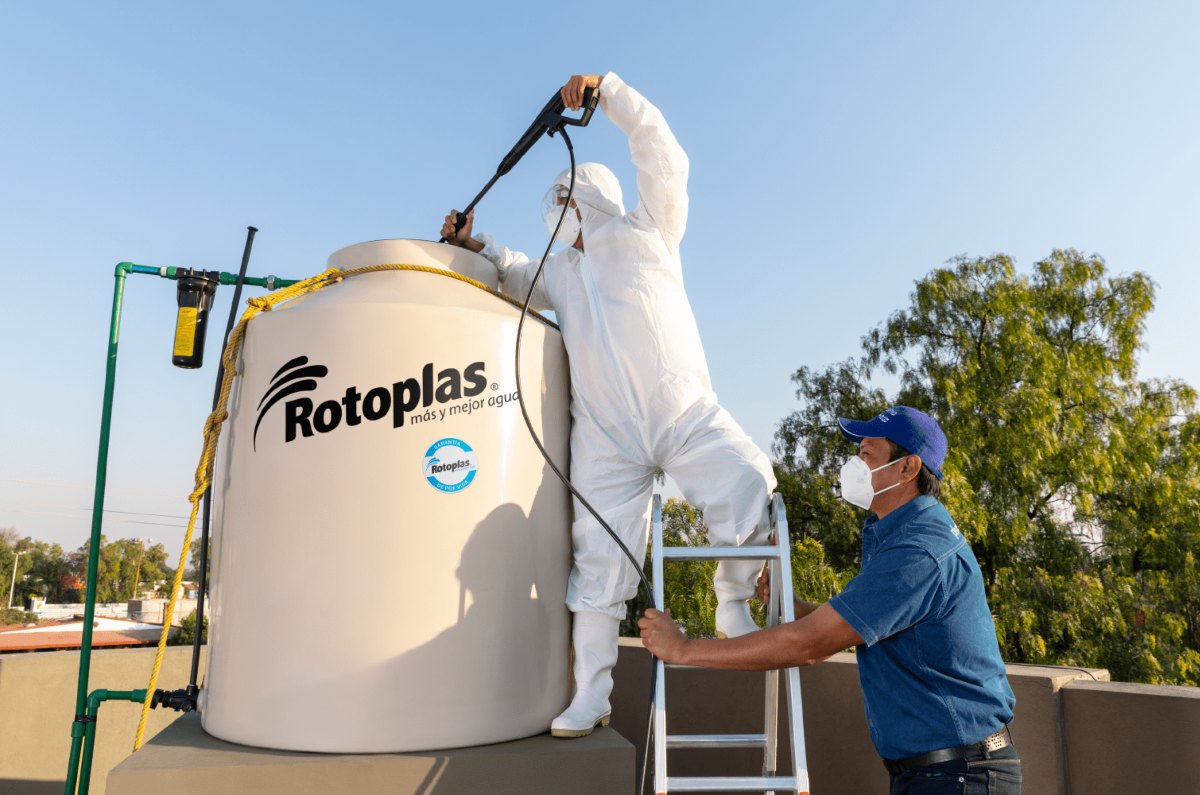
[{"left": 107, "top": 713, "right": 634, "bottom": 795}]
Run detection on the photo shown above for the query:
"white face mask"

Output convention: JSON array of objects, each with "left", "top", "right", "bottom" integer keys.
[
  {"left": 838, "top": 455, "right": 905, "bottom": 510},
  {"left": 545, "top": 202, "right": 581, "bottom": 248}
]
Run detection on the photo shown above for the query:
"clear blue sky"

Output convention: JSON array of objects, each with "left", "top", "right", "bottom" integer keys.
[{"left": 2, "top": 3, "right": 1198, "bottom": 562}]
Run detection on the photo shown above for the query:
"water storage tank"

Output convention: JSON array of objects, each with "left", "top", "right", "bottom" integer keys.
[{"left": 199, "top": 240, "right": 572, "bottom": 752}]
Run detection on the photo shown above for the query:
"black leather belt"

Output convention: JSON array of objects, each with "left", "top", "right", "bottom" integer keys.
[{"left": 883, "top": 725, "right": 1012, "bottom": 775}]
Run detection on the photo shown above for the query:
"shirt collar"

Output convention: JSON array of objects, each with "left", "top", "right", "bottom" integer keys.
[{"left": 863, "top": 494, "right": 940, "bottom": 540}]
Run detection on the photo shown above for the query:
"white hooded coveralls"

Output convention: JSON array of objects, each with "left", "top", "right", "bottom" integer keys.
[{"left": 477, "top": 72, "right": 776, "bottom": 620}]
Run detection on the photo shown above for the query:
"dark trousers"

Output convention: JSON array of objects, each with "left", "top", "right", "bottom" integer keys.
[{"left": 888, "top": 745, "right": 1021, "bottom": 794}]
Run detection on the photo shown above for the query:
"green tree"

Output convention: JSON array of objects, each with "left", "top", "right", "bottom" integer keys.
[
  {"left": 0, "top": 528, "right": 35, "bottom": 608},
  {"left": 622, "top": 499, "right": 716, "bottom": 638},
  {"left": 0, "top": 608, "right": 36, "bottom": 626},
  {"left": 69, "top": 536, "right": 174, "bottom": 604},
  {"left": 171, "top": 610, "right": 207, "bottom": 646},
  {"left": 185, "top": 537, "right": 210, "bottom": 584},
  {"left": 20, "top": 538, "right": 77, "bottom": 603},
  {"left": 774, "top": 250, "right": 1200, "bottom": 684}
]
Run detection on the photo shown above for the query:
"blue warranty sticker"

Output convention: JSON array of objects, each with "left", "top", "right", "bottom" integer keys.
[{"left": 423, "top": 438, "right": 478, "bottom": 493}]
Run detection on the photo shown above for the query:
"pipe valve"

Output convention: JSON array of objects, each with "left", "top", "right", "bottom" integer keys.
[{"left": 151, "top": 686, "right": 198, "bottom": 713}]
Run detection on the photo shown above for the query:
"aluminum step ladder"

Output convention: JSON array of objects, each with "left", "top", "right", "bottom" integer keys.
[{"left": 650, "top": 492, "right": 810, "bottom": 794}]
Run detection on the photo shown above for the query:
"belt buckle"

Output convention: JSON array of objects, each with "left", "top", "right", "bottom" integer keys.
[{"left": 981, "top": 727, "right": 1008, "bottom": 753}]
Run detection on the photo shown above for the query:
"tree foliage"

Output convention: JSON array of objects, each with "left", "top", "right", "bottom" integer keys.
[
  {"left": 20, "top": 538, "right": 79, "bottom": 603},
  {"left": 170, "top": 610, "right": 207, "bottom": 646},
  {"left": 0, "top": 608, "right": 36, "bottom": 626},
  {"left": 68, "top": 536, "right": 174, "bottom": 603},
  {"left": 0, "top": 529, "right": 77, "bottom": 606},
  {"left": 773, "top": 250, "right": 1200, "bottom": 684},
  {"left": 622, "top": 499, "right": 716, "bottom": 638},
  {"left": 0, "top": 530, "right": 175, "bottom": 606},
  {"left": 185, "top": 537, "right": 210, "bottom": 584}
]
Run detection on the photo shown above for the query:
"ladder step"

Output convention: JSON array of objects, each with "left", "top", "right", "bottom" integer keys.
[
  {"left": 666, "top": 733, "right": 767, "bottom": 749},
  {"left": 665, "top": 775, "right": 800, "bottom": 792},
  {"left": 661, "top": 545, "right": 782, "bottom": 562}
]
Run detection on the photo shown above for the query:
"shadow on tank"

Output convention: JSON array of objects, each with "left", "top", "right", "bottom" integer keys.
[{"left": 355, "top": 474, "right": 571, "bottom": 750}]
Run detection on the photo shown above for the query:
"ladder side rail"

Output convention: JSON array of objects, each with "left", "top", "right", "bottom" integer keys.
[
  {"left": 652, "top": 494, "right": 668, "bottom": 795},
  {"left": 772, "top": 493, "right": 811, "bottom": 794},
  {"left": 763, "top": 552, "right": 781, "bottom": 786}
]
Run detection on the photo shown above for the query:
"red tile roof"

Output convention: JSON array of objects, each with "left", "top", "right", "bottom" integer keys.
[{"left": 0, "top": 618, "right": 172, "bottom": 652}]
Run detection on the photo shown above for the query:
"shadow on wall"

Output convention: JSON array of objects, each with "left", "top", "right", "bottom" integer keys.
[
  {"left": 411, "top": 758, "right": 450, "bottom": 795},
  {"left": 0, "top": 779, "right": 64, "bottom": 794}
]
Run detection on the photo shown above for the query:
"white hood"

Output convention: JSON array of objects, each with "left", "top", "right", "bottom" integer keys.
[{"left": 550, "top": 161, "right": 625, "bottom": 220}]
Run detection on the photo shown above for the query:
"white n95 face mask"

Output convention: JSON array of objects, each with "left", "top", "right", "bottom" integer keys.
[
  {"left": 545, "top": 203, "right": 582, "bottom": 247},
  {"left": 838, "top": 455, "right": 904, "bottom": 510}
]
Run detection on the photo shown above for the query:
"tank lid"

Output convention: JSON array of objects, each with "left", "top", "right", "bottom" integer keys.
[{"left": 326, "top": 239, "right": 497, "bottom": 290}]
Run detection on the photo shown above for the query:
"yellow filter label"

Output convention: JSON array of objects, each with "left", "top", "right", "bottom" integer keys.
[{"left": 173, "top": 307, "right": 198, "bottom": 357}]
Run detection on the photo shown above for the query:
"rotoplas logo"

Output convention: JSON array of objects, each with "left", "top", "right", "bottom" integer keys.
[{"left": 254, "top": 356, "right": 487, "bottom": 449}]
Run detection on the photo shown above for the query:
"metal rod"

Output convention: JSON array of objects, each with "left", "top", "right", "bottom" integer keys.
[
  {"left": 7, "top": 550, "right": 23, "bottom": 608},
  {"left": 190, "top": 226, "right": 258, "bottom": 690}
]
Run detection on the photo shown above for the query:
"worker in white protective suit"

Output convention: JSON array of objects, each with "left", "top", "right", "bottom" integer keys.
[{"left": 441, "top": 72, "right": 776, "bottom": 738}]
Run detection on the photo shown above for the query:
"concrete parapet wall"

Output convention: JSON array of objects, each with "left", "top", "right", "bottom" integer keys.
[
  {"left": 32, "top": 604, "right": 129, "bottom": 621},
  {"left": 1062, "top": 679, "right": 1200, "bottom": 795},
  {"left": 611, "top": 641, "right": 1114, "bottom": 795},
  {"left": 2, "top": 641, "right": 1196, "bottom": 794},
  {"left": 1002, "top": 663, "right": 1110, "bottom": 795},
  {"left": 0, "top": 645, "right": 206, "bottom": 795}
]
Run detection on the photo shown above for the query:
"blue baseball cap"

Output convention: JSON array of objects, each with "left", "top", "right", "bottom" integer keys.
[{"left": 837, "top": 406, "right": 947, "bottom": 479}]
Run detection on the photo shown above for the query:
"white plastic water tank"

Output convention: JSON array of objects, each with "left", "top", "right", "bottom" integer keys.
[{"left": 199, "top": 240, "right": 572, "bottom": 752}]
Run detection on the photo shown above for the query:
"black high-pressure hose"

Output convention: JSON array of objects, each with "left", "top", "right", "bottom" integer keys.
[{"left": 508, "top": 127, "right": 659, "bottom": 795}]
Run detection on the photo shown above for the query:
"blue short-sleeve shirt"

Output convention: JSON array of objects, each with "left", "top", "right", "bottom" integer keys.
[{"left": 829, "top": 495, "right": 1015, "bottom": 760}]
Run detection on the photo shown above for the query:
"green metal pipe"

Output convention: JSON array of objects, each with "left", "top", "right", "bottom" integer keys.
[
  {"left": 64, "top": 261, "right": 296, "bottom": 795},
  {"left": 77, "top": 689, "right": 147, "bottom": 795},
  {"left": 65, "top": 263, "right": 135, "bottom": 795},
  {"left": 160, "top": 264, "right": 297, "bottom": 289}
]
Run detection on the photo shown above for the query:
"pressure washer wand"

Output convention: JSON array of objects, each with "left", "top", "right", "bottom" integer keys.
[{"left": 439, "top": 87, "right": 599, "bottom": 242}]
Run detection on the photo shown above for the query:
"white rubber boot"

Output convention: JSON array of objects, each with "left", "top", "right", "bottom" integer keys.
[
  {"left": 714, "top": 506, "right": 771, "bottom": 639},
  {"left": 714, "top": 558, "right": 764, "bottom": 638},
  {"left": 551, "top": 611, "right": 620, "bottom": 738}
]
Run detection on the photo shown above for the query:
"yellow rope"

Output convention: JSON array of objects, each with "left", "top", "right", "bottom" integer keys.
[
  {"left": 322, "top": 263, "right": 558, "bottom": 327},
  {"left": 133, "top": 263, "right": 553, "bottom": 750}
]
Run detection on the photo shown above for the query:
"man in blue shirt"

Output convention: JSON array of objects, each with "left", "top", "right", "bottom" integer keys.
[{"left": 640, "top": 406, "right": 1021, "bottom": 794}]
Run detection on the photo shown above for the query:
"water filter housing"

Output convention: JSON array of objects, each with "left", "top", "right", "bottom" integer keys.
[{"left": 199, "top": 240, "right": 572, "bottom": 752}]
